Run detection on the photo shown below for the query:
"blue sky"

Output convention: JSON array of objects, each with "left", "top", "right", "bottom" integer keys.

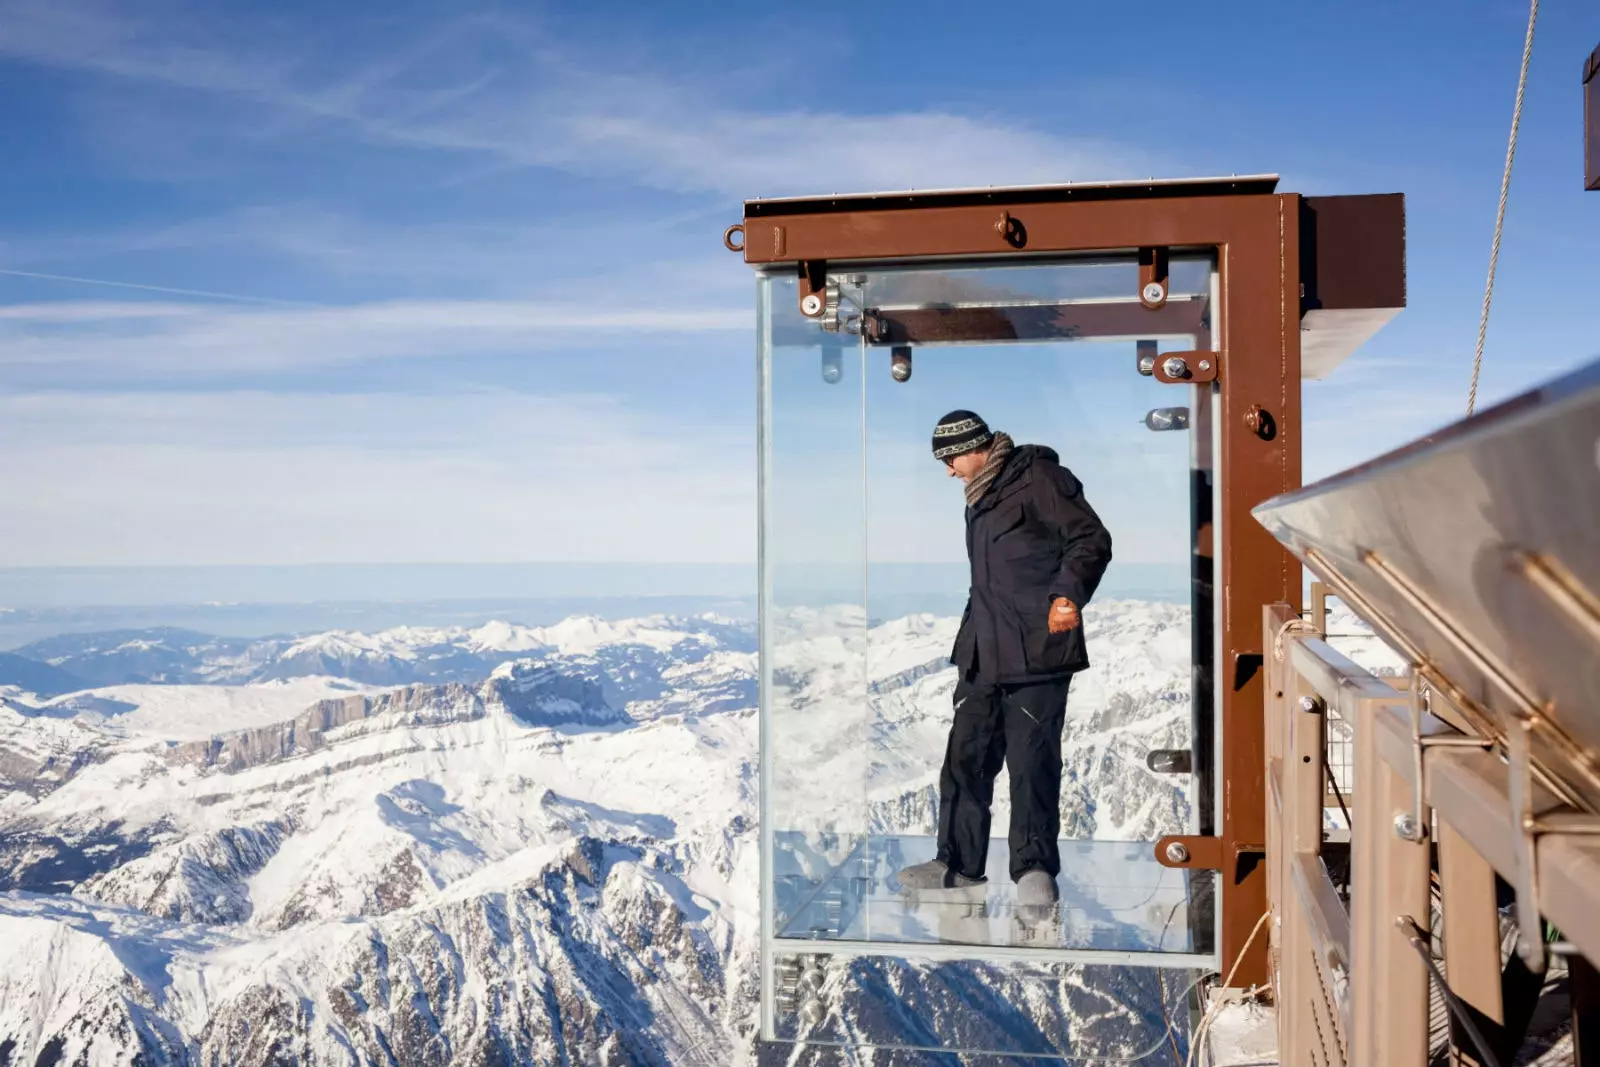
[{"left": 0, "top": 0, "right": 1594, "bottom": 575}]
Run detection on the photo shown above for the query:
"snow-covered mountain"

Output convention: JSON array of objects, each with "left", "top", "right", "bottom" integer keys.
[
  {"left": 7, "top": 616, "right": 755, "bottom": 692},
  {"left": 0, "top": 604, "right": 1405, "bottom": 1065}
]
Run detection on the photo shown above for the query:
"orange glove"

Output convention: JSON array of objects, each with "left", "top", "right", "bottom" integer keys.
[{"left": 1048, "top": 597, "right": 1080, "bottom": 633}]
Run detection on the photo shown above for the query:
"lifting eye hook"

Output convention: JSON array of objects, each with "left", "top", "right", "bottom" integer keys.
[
  {"left": 723, "top": 224, "right": 745, "bottom": 253},
  {"left": 995, "top": 210, "right": 1026, "bottom": 249}
]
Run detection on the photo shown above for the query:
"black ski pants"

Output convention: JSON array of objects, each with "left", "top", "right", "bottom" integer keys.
[{"left": 935, "top": 672, "right": 1071, "bottom": 883}]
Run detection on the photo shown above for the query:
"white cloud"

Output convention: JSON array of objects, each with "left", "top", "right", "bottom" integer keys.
[
  {"left": 0, "top": 1, "right": 1154, "bottom": 198},
  {"left": 0, "top": 390, "right": 755, "bottom": 566},
  {"left": 0, "top": 298, "right": 749, "bottom": 376}
]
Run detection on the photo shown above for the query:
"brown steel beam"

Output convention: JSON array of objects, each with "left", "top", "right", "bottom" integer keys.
[
  {"left": 1298, "top": 194, "right": 1407, "bottom": 313},
  {"left": 742, "top": 193, "right": 1280, "bottom": 266},
  {"left": 862, "top": 298, "right": 1206, "bottom": 345},
  {"left": 1586, "top": 43, "right": 1599, "bottom": 191},
  {"left": 1214, "top": 194, "right": 1303, "bottom": 988}
]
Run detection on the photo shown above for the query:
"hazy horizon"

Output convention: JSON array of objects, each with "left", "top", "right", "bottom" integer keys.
[{"left": 0, "top": 560, "right": 1191, "bottom": 647}]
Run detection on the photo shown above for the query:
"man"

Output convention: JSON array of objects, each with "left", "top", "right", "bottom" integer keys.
[{"left": 896, "top": 410, "right": 1113, "bottom": 916}]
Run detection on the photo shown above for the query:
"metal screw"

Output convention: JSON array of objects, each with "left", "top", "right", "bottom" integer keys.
[
  {"left": 1394, "top": 812, "right": 1421, "bottom": 840},
  {"left": 1164, "top": 841, "right": 1189, "bottom": 864},
  {"left": 1142, "top": 281, "right": 1166, "bottom": 304},
  {"left": 1137, "top": 352, "right": 1157, "bottom": 376},
  {"left": 800, "top": 293, "right": 823, "bottom": 316},
  {"left": 800, "top": 998, "right": 827, "bottom": 1026},
  {"left": 1198, "top": 359, "right": 1212, "bottom": 372},
  {"left": 1162, "top": 356, "right": 1187, "bottom": 378},
  {"left": 1297, "top": 696, "right": 1319, "bottom": 713}
]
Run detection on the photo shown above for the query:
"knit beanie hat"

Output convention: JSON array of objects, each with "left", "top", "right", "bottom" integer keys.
[{"left": 931, "top": 410, "right": 994, "bottom": 460}]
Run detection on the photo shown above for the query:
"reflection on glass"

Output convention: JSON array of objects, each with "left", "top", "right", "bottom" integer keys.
[
  {"left": 761, "top": 274, "right": 869, "bottom": 934},
  {"left": 760, "top": 255, "right": 1218, "bottom": 974}
]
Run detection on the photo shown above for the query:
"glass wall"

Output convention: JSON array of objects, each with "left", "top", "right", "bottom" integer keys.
[
  {"left": 759, "top": 254, "right": 1221, "bottom": 1050},
  {"left": 759, "top": 272, "right": 872, "bottom": 941}
]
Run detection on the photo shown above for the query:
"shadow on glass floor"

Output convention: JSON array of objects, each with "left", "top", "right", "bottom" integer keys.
[{"left": 774, "top": 832, "right": 1211, "bottom": 956}]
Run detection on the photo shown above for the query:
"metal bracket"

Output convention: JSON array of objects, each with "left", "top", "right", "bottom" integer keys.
[
  {"left": 797, "top": 260, "right": 830, "bottom": 318},
  {"left": 1153, "top": 350, "right": 1220, "bottom": 384},
  {"left": 1155, "top": 834, "right": 1221, "bottom": 869},
  {"left": 1508, "top": 716, "right": 1546, "bottom": 970},
  {"left": 1138, "top": 246, "right": 1169, "bottom": 308}
]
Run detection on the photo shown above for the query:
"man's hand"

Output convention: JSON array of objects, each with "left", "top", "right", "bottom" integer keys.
[{"left": 1048, "top": 597, "right": 1080, "bottom": 633}]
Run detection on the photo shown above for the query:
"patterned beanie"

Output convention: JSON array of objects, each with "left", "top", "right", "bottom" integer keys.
[{"left": 931, "top": 410, "right": 994, "bottom": 460}]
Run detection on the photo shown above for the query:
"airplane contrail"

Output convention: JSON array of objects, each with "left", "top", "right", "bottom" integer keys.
[{"left": 0, "top": 267, "right": 318, "bottom": 307}]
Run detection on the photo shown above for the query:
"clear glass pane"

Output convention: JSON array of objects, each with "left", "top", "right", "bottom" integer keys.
[
  {"left": 759, "top": 273, "right": 870, "bottom": 941},
  {"left": 760, "top": 255, "right": 1220, "bottom": 1053},
  {"left": 772, "top": 955, "right": 1201, "bottom": 1061}
]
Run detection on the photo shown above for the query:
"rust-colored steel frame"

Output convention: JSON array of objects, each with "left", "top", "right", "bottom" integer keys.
[
  {"left": 1586, "top": 43, "right": 1599, "bottom": 191},
  {"left": 740, "top": 187, "right": 1304, "bottom": 988}
]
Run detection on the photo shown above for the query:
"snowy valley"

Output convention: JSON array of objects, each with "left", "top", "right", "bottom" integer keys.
[{"left": 0, "top": 603, "right": 1399, "bottom": 1066}]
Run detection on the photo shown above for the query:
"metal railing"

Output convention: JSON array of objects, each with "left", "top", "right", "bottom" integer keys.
[
  {"left": 1264, "top": 601, "right": 1426, "bottom": 1066},
  {"left": 1260, "top": 594, "right": 1600, "bottom": 1067}
]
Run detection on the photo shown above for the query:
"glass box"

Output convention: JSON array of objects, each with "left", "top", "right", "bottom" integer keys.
[{"left": 757, "top": 255, "right": 1224, "bottom": 1053}]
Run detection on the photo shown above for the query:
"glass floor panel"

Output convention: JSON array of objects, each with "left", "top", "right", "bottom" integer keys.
[{"left": 774, "top": 833, "right": 1214, "bottom": 958}]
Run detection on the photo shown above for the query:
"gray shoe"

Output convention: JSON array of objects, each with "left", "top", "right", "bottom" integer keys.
[
  {"left": 1015, "top": 870, "right": 1059, "bottom": 924},
  {"left": 895, "top": 859, "right": 985, "bottom": 891}
]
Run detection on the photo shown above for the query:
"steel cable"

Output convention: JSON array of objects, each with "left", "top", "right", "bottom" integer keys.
[{"left": 1467, "top": 0, "right": 1539, "bottom": 416}]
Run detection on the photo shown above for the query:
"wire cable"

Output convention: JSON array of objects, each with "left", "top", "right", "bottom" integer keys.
[
  {"left": 1466, "top": 0, "right": 1539, "bottom": 416},
  {"left": 1185, "top": 913, "right": 1272, "bottom": 1067}
]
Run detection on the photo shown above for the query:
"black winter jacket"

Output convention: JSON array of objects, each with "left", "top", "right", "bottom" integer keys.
[{"left": 950, "top": 445, "right": 1113, "bottom": 684}]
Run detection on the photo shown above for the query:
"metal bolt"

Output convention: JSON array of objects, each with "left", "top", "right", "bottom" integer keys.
[
  {"left": 1142, "top": 281, "right": 1166, "bottom": 304},
  {"left": 1143, "top": 407, "right": 1189, "bottom": 432},
  {"left": 1137, "top": 352, "right": 1157, "bottom": 376},
  {"left": 1297, "top": 696, "right": 1319, "bottom": 713},
  {"left": 1394, "top": 812, "right": 1420, "bottom": 840},
  {"left": 1162, "top": 356, "right": 1187, "bottom": 378},
  {"left": 800, "top": 998, "right": 827, "bottom": 1026},
  {"left": 800, "top": 293, "right": 824, "bottom": 316},
  {"left": 890, "top": 346, "right": 913, "bottom": 382},
  {"left": 1165, "top": 841, "right": 1189, "bottom": 864},
  {"left": 1198, "top": 359, "right": 1212, "bottom": 372}
]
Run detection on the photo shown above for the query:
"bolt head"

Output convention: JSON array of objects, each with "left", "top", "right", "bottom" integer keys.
[
  {"left": 1142, "top": 281, "right": 1166, "bottom": 304},
  {"left": 800, "top": 998, "right": 826, "bottom": 1026},
  {"left": 1198, "top": 359, "right": 1212, "bottom": 372},
  {"left": 800, "top": 293, "right": 824, "bottom": 316},
  {"left": 1164, "top": 841, "right": 1190, "bottom": 864},
  {"left": 1297, "top": 696, "right": 1319, "bottom": 713},
  {"left": 1393, "top": 812, "right": 1420, "bottom": 840},
  {"left": 1162, "top": 356, "right": 1187, "bottom": 378},
  {"left": 1137, "top": 353, "right": 1156, "bottom": 376}
]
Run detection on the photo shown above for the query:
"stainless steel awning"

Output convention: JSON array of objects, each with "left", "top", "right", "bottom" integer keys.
[{"left": 1254, "top": 356, "right": 1600, "bottom": 808}]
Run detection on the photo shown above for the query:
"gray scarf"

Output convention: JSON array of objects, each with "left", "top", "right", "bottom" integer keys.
[{"left": 964, "top": 432, "right": 1015, "bottom": 508}]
